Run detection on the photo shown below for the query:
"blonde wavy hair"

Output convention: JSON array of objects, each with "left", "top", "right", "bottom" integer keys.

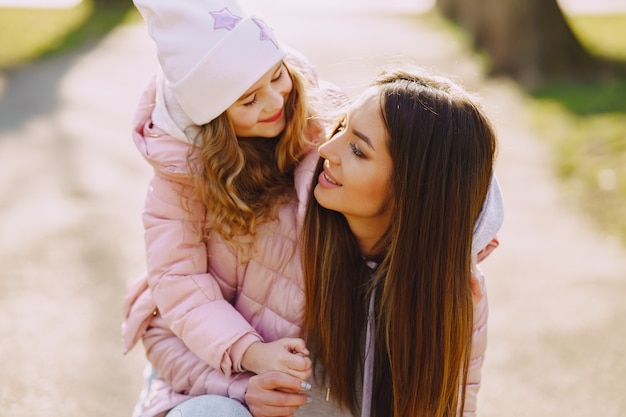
[{"left": 187, "top": 61, "right": 316, "bottom": 247}]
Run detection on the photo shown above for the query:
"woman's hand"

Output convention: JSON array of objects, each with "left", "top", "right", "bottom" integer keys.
[{"left": 245, "top": 371, "right": 311, "bottom": 417}]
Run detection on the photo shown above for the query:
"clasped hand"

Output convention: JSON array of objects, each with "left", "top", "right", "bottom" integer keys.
[{"left": 242, "top": 338, "right": 313, "bottom": 417}]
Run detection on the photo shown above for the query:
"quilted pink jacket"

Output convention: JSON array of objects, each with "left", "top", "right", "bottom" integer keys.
[{"left": 121, "top": 76, "right": 321, "bottom": 417}]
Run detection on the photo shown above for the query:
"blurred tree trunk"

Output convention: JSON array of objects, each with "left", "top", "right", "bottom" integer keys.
[{"left": 436, "top": 0, "right": 611, "bottom": 88}]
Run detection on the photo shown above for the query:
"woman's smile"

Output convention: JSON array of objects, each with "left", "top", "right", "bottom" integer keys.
[{"left": 318, "top": 165, "right": 342, "bottom": 187}]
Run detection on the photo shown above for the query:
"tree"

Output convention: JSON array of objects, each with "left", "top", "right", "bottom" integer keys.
[{"left": 436, "top": 0, "right": 622, "bottom": 88}]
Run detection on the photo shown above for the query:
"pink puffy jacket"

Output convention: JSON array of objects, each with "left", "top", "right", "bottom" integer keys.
[{"left": 121, "top": 76, "right": 321, "bottom": 417}]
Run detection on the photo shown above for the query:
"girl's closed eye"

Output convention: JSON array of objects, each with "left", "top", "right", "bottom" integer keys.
[
  {"left": 243, "top": 95, "right": 257, "bottom": 107},
  {"left": 271, "top": 69, "right": 283, "bottom": 82}
]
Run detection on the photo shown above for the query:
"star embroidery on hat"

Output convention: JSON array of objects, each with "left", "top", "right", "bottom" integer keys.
[
  {"left": 252, "top": 18, "right": 279, "bottom": 48},
  {"left": 210, "top": 7, "right": 241, "bottom": 30}
]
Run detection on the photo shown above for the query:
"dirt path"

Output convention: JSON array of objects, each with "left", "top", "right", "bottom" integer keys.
[{"left": 0, "top": 1, "right": 624, "bottom": 416}]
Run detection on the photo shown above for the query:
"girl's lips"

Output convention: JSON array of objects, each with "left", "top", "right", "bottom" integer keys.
[{"left": 261, "top": 109, "right": 283, "bottom": 123}]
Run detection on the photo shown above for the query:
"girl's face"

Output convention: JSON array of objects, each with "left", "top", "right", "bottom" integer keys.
[
  {"left": 226, "top": 62, "right": 292, "bottom": 138},
  {"left": 314, "top": 87, "right": 394, "bottom": 253}
]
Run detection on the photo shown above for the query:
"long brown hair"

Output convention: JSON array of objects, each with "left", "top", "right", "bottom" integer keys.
[
  {"left": 302, "top": 66, "right": 497, "bottom": 417},
  {"left": 188, "top": 61, "right": 315, "bottom": 247}
]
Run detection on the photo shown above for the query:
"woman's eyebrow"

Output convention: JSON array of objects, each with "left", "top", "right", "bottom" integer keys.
[{"left": 353, "top": 128, "right": 374, "bottom": 150}]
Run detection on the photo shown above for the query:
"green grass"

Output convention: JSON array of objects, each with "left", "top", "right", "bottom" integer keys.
[
  {"left": 530, "top": 14, "right": 626, "bottom": 245},
  {"left": 0, "top": 0, "right": 139, "bottom": 69}
]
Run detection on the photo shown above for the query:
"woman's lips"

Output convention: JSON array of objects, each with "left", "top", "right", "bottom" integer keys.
[{"left": 318, "top": 166, "right": 342, "bottom": 187}]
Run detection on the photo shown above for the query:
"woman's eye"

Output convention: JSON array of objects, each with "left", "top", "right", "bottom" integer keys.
[{"left": 350, "top": 142, "right": 365, "bottom": 158}]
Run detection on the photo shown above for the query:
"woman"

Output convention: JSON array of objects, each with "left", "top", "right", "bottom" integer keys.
[{"left": 246, "top": 65, "right": 502, "bottom": 417}]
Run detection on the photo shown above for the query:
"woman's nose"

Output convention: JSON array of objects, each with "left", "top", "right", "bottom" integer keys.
[{"left": 318, "top": 139, "right": 340, "bottom": 165}]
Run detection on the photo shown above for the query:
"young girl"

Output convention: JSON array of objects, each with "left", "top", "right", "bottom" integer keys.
[
  {"left": 245, "top": 66, "right": 503, "bottom": 417},
  {"left": 121, "top": 0, "right": 342, "bottom": 416}
]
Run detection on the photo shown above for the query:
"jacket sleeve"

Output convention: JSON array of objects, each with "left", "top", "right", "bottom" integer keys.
[
  {"left": 143, "top": 314, "right": 252, "bottom": 404},
  {"left": 132, "top": 80, "right": 262, "bottom": 377},
  {"left": 142, "top": 169, "right": 263, "bottom": 375}
]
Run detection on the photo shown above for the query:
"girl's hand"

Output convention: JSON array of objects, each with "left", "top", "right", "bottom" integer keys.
[
  {"left": 470, "top": 274, "right": 483, "bottom": 304},
  {"left": 246, "top": 371, "right": 311, "bottom": 417},
  {"left": 242, "top": 338, "right": 312, "bottom": 381}
]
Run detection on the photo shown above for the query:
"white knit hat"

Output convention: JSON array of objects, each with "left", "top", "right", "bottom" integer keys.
[{"left": 134, "top": 0, "right": 286, "bottom": 125}]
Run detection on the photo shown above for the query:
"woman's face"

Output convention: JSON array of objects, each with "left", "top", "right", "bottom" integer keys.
[
  {"left": 314, "top": 87, "right": 394, "bottom": 251},
  {"left": 226, "top": 62, "right": 292, "bottom": 138}
]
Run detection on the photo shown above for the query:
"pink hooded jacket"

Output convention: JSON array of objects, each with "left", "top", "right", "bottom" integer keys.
[{"left": 121, "top": 74, "right": 321, "bottom": 417}]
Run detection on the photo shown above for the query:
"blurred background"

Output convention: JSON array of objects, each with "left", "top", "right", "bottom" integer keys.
[{"left": 0, "top": 0, "right": 625, "bottom": 416}]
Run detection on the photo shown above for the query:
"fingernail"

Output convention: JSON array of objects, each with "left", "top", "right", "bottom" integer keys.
[
  {"left": 301, "top": 381, "right": 311, "bottom": 390},
  {"left": 307, "top": 395, "right": 313, "bottom": 403}
]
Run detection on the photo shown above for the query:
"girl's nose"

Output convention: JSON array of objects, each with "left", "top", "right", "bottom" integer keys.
[{"left": 266, "top": 86, "right": 284, "bottom": 111}]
